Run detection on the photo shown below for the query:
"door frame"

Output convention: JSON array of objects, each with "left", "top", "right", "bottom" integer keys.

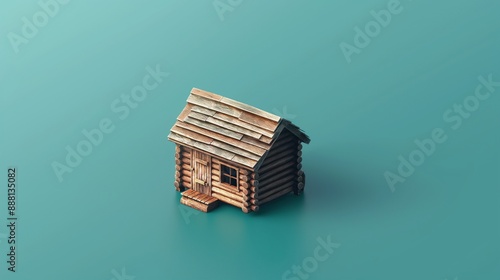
[{"left": 191, "top": 150, "right": 212, "bottom": 195}]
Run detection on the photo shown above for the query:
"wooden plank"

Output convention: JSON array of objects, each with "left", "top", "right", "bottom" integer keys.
[
  {"left": 182, "top": 189, "right": 194, "bottom": 197},
  {"left": 240, "top": 135, "right": 271, "bottom": 150},
  {"left": 188, "top": 111, "right": 210, "bottom": 122},
  {"left": 206, "top": 116, "right": 262, "bottom": 139},
  {"left": 171, "top": 125, "right": 213, "bottom": 145},
  {"left": 206, "top": 196, "right": 219, "bottom": 204},
  {"left": 198, "top": 193, "right": 210, "bottom": 203},
  {"left": 183, "top": 117, "right": 243, "bottom": 140},
  {"left": 191, "top": 192, "right": 201, "bottom": 201},
  {"left": 191, "top": 105, "right": 217, "bottom": 116},
  {"left": 187, "top": 94, "right": 242, "bottom": 119},
  {"left": 220, "top": 97, "right": 281, "bottom": 122},
  {"left": 176, "top": 104, "right": 193, "bottom": 122},
  {"left": 210, "top": 140, "right": 261, "bottom": 161},
  {"left": 239, "top": 111, "right": 279, "bottom": 131},
  {"left": 229, "top": 155, "right": 257, "bottom": 169},
  {"left": 190, "top": 88, "right": 223, "bottom": 101},
  {"left": 260, "top": 135, "right": 273, "bottom": 144},
  {"left": 180, "top": 196, "right": 209, "bottom": 212},
  {"left": 212, "top": 112, "right": 276, "bottom": 137},
  {"left": 175, "top": 121, "right": 266, "bottom": 156},
  {"left": 169, "top": 132, "right": 236, "bottom": 161}
]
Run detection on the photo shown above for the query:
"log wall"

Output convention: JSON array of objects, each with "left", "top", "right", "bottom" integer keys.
[
  {"left": 174, "top": 139, "right": 303, "bottom": 213},
  {"left": 210, "top": 158, "right": 254, "bottom": 212},
  {"left": 174, "top": 145, "right": 192, "bottom": 192},
  {"left": 254, "top": 130, "right": 302, "bottom": 206}
]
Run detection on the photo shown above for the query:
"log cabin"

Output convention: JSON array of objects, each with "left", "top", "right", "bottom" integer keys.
[{"left": 168, "top": 88, "right": 310, "bottom": 213}]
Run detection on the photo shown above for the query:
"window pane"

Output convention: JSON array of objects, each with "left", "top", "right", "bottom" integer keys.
[
  {"left": 230, "top": 168, "right": 236, "bottom": 177},
  {"left": 231, "top": 178, "right": 237, "bottom": 186}
]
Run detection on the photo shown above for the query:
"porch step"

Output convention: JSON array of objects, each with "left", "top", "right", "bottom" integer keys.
[{"left": 181, "top": 189, "right": 220, "bottom": 212}]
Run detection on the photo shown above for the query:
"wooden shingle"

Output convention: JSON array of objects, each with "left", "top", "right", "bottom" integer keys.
[{"left": 168, "top": 88, "right": 309, "bottom": 169}]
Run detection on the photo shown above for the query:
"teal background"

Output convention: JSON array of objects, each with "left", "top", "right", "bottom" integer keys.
[{"left": 1, "top": 1, "right": 499, "bottom": 279}]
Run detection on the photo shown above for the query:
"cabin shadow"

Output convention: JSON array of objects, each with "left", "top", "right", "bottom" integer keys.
[
  {"left": 250, "top": 192, "right": 306, "bottom": 216},
  {"left": 304, "top": 153, "right": 386, "bottom": 216}
]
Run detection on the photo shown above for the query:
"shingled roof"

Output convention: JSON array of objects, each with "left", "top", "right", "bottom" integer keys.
[{"left": 168, "top": 88, "right": 310, "bottom": 169}]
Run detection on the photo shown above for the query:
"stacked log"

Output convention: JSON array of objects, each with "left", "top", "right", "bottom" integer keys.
[
  {"left": 256, "top": 131, "right": 298, "bottom": 205},
  {"left": 244, "top": 172, "right": 259, "bottom": 212},
  {"left": 239, "top": 169, "right": 252, "bottom": 213},
  {"left": 177, "top": 145, "right": 192, "bottom": 191},
  {"left": 174, "top": 145, "right": 182, "bottom": 192},
  {"left": 294, "top": 142, "right": 304, "bottom": 195},
  {"left": 210, "top": 158, "right": 245, "bottom": 209}
]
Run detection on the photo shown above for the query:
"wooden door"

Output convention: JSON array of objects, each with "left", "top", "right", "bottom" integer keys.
[{"left": 192, "top": 150, "right": 211, "bottom": 195}]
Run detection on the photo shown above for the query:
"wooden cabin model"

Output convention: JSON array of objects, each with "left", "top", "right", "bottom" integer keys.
[{"left": 168, "top": 88, "right": 310, "bottom": 213}]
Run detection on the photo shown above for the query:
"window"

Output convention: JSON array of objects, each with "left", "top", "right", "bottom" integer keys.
[{"left": 221, "top": 164, "right": 238, "bottom": 187}]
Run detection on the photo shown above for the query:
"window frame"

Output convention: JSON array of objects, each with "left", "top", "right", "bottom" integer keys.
[{"left": 220, "top": 163, "right": 239, "bottom": 190}]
